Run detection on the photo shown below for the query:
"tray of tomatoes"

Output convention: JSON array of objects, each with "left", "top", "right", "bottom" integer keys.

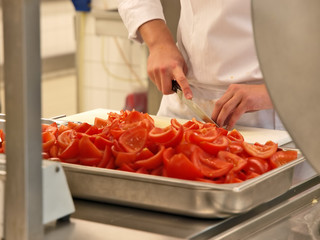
[{"left": 0, "top": 110, "right": 305, "bottom": 218}]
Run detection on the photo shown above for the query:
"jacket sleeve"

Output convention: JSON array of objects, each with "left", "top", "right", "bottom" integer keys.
[{"left": 117, "top": 0, "right": 165, "bottom": 43}]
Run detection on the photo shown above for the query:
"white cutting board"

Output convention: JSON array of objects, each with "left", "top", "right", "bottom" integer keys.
[{"left": 60, "top": 108, "right": 292, "bottom": 146}]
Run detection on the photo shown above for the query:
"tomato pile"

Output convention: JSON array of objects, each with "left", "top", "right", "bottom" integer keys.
[{"left": 0, "top": 110, "right": 298, "bottom": 184}]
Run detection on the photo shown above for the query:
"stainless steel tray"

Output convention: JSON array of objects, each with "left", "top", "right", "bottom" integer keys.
[{"left": 60, "top": 152, "right": 305, "bottom": 218}]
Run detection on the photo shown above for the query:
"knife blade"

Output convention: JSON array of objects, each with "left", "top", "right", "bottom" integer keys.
[{"left": 171, "top": 80, "right": 220, "bottom": 127}]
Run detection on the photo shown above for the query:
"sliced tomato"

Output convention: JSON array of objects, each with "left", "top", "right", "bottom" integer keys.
[
  {"left": 42, "top": 131, "right": 56, "bottom": 152},
  {"left": 191, "top": 147, "right": 233, "bottom": 178},
  {"left": 79, "top": 157, "right": 101, "bottom": 166},
  {"left": 188, "top": 127, "right": 219, "bottom": 145},
  {"left": 165, "top": 153, "right": 203, "bottom": 180},
  {"left": 58, "top": 124, "right": 71, "bottom": 135},
  {"left": 217, "top": 151, "right": 247, "bottom": 172},
  {"left": 79, "top": 135, "right": 102, "bottom": 158},
  {"left": 94, "top": 117, "right": 109, "bottom": 128},
  {"left": 57, "top": 129, "right": 77, "bottom": 150},
  {"left": 118, "top": 163, "right": 135, "bottom": 172},
  {"left": 94, "top": 135, "right": 113, "bottom": 150},
  {"left": 135, "top": 145, "right": 165, "bottom": 170},
  {"left": 243, "top": 141, "right": 278, "bottom": 159},
  {"left": 97, "top": 145, "right": 112, "bottom": 168},
  {"left": 42, "top": 122, "right": 58, "bottom": 136},
  {"left": 136, "top": 167, "right": 149, "bottom": 174},
  {"left": 49, "top": 144, "right": 59, "bottom": 158},
  {"left": 199, "top": 135, "right": 229, "bottom": 155},
  {"left": 244, "top": 157, "right": 270, "bottom": 174},
  {"left": 164, "top": 125, "right": 184, "bottom": 148},
  {"left": 269, "top": 150, "right": 298, "bottom": 169},
  {"left": 85, "top": 125, "right": 101, "bottom": 135},
  {"left": 136, "top": 147, "right": 154, "bottom": 160},
  {"left": 225, "top": 171, "right": 243, "bottom": 183},
  {"left": 171, "top": 118, "right": 182, "bottom": 130},
  {"left": 227, "top": 129, "right": 244, "bottom": 143},
  {"left": 59, "top": 138, "right": 79, "bottom": 159},
  {"left": 148, "top": 126, "right": 175, "bottom": 143},
  {"left": 118, "top": 127, "right": 147, "bottom": 153},
  {"left": 74, "top": 122, "right": 92, "bottom": 133},
  {"left": 175, "top": 143, "right": 200, "bottom": 159},
  {"left": 111, "top": 145, "right": 137, "bottom": 167},
  {"left": 228, "top": 142, "right": 244, "bottom": 155}
]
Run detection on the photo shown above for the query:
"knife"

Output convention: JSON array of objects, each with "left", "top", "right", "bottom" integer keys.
[{"left": 171, "top": 80, "right": 220, "bottom": 127}]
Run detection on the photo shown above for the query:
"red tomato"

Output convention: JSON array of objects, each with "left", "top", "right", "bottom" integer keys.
[
  {"left": 191, "top": 148, "right": 233, "bottom": 178},
  {"left": 94, "top": 136, "right": 113, "bottom": 150},
  {"left": 94, "top": 117, "right": 109, "bottom": 128},
  {"left": 59, "top": 138, "right": 79, "bottom": 159},
  {"left": 171, "top": 118, "right": 182, "bottom": 130},
  {"left": 42, "top": 122, "right": 58, "bottom": 136},
  {"left": 42, "top": 131, "right": 56, "bottom": 152},
  {"left": 164, "top": 125, "right": 184, "bottom": 148},
  {"left": 79, "top": 157, "right": 101, "bottom": 166},
  {"left": 118, "top": 127, "right": 147, "bottom": 153},
  {"left": 227, "top": 129, "right": 244, "bottom": 143},
  {"left": 175, "top": 143, "right": 200, "bottom": 159},
  {"left": 228, "top": 142, "right": 244, "bottom": 155},
  {"left": 57, "top": 129, "right": 77, "bottom": 150},
  {"left": 217, "top": 151, "right": 248, "bottom": 172},
  {"left": 74, "top": 122, "right": 92, "bottom": 133},
  {"left": 85, "top": 125, "right": 101, "bottom": 135},
  {"left": 199, "top": 135, "right": 229, "bottom": 155},
  {"left": 188, "top": 128, "right": 219, "bottom": 145},
  {"left": 97, "top": 145, "right": 112, "bottom": 168},
  {"left": 165, "top": 153, "right": 203, "bottom": 180},
  {"left": 244, "top": 157, "right": 270, "bottom": 174},
  {"left": 225, "top": 171, "right": 243, "bottom": 183},
  {"left": 135, "top": 145, "right": 165, "bottom": 170},
  {"left": 79, "top": 135, "right": 102, "bottom": 158},
  {"left": 136, "top": 148, "right": 154, "bottom": 160},
  {"left": 269, "top": 150, "right": 298, "bottom": 169},
  {"left": 243, "top": 141, "right": 278, "bottom": 159},
  {"left": 111, "top": 145, "right": 137, "bottom": 167},
  {"left": 148, "top": 126, "right": 175, "bottom": 143},
  {"left": 58, "top": 124, "right": 71, "bottom": 135}
]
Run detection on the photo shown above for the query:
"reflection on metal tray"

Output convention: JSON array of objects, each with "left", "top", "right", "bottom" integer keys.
[{"left": 60, "top": 152, "right": 305, "bottom": 218}]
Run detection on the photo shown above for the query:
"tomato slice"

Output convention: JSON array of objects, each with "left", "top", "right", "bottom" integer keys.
[
  {"left": 42, "top": 122, "right": 58, "bottom": 136},
  {"left": 74, "top": 122, "right": 92, "bottom": 133},
  {"left": 244, "top": 157, "right": 270, "bottom": 174},
  {"left": 165, "top": 153, "right": 203, "bottom": 180},
  {"left": 135, "top": 145, "right": 165, "bottom": 170},
  {"left": 85, "top": 125, "right": 101, "bottom": 135},
  {"left": 191, "top": 148, "right": 233, "bottom": 178},
  {"left": 79, "top": 157, "right": 101, "bottom": 166},
  {"left": 59, "top": 138, "right": 79, "bottom": 159},
  {"left": 94, "top": 117, "right": 109, "bottom": 128},
  {"left": 148, "top": 126, "right": 175, "bottom": 143},
  {"left": 119, "top": 127, "right": 147, "bottom": 153},
  {"left": 57, "top": 129, "right": 77, "bottom": 150},
  {"left": 188, "top": 128, "right": 219, "bottom": 145},
  {"left": 243, "top": 141, "right": 278, "bottom": 159},
  {"left": 227, "top": 129, "right": 244, "bottom": 143},
  {"left": 79, "top": 135, "right": 102, "bottom": 158},
  {"left": 175, "top": 143, "right": 200, "bottom": 159},
  {"left": 164, "top": 125, "right": 184, "bottom": 148},
  {"left": 217, "top": 151, "right": 248, "bottom": 172},
  {"left": 199, "top": 135, "right": 229, "bottom": 155},
  {"left": 269, "top": 150, "right": 298, "bottom": 169},
  {"left": 111, "top": 145, "right": 137, "bottom": 167},
  {"left": 42, "top": 131, "right": 56, "bottom": 152},
  {"left": 171, "top": 118, "right": 182, "bottom": 130},
  {"left": 228, "top": 142, "right": 244, "bottom": 154},
  {"left": 97, "top": 145, "right": 112, "bottom": 168}
]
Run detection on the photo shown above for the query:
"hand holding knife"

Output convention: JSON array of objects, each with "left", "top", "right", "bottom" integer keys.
[{"left": 171, "top": 80, "right": 220, "bottom": 127}]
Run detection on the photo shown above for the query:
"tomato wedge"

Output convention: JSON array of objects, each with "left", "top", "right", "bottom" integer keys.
[
  {"left": 199, "top": 135, "right": 229, "bottom": 155},
  {"left": 135, "top": 145, "right": 165, "bottom": 170},
  {"left": 165, "top": 153, "right": 203, "bottom": 180},
  {"left": 119, "top": 127, "right": 147, "bottom": 153},
  {"left": 148, "top": 126, "right": 175, "bottom": 143},
  {"left": 42, "top": 131, "right": 56, "bottom": 152},
  {"left": 59, "top": 138, "right": 79, "bottom": 159},
  {"left": 217, "top": 151, "right": 248, "bottom": 172},
  {"left": 269, "top": 150, "right": 298, "bottom": 169},
  {"left": 244, "top": 157, "right": 270, "bottom": 174},
  {"left": 188, "top": 128, "right": 219, "bottom": 145},
  {"left": 243, "top": 141, "right": 278, "bottom": 159},
  {"left": 227, "top": 129, "right": 244, "bottom": 143},
  {"left": 79, "top": 135, "right": 102, "bottom": 158},
  {"left": 57, "top": 129, "right": 77, "bottom": 150}
]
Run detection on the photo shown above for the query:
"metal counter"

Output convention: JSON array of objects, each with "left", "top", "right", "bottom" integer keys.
[{"left": 43, "top": 157, "right": 320, "bottom": 240}]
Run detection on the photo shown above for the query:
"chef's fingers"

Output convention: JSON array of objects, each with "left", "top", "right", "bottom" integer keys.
[
  {"left": 211, "top": 91, "right": 235, "bottom": 124},
  {"left": 172, "top": 67, "right": 193, "bottom": 99},
  {"left": 160, "top": 70, "right": 174, "bottom": 94},
  {"left": 224, "top": 101, "right": 247, "bottom": 130}
]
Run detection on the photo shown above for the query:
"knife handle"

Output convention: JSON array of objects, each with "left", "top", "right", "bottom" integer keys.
[{"left": 171, "top": 80, "right": 182, "bottom": 93}]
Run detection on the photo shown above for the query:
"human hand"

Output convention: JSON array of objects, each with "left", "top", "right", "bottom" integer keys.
[
  {"left": 139, "top": 20, "right": 193, "bottom": 99},
  {"left": 211, "top": 84, "right": 273, "bottom": 130}
]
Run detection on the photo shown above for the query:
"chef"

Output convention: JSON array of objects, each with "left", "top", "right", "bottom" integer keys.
[{"left": 117, "top": 0, "right": 284, "bottom": 130}]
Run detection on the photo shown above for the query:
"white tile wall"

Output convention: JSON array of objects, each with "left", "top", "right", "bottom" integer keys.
[{"left": 79, "top": 13, "right": 149, "bottom": 112}]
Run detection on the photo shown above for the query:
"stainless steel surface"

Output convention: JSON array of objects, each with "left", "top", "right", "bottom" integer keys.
[
  {"left": 2, "top": 0, "right": 43, "bottom": 239},
  {"left": 252, "top": 0, "right": 320, "bottom": 173},
  {"left": 172, "top": 80, "right": 219, "bottom": 126},
  {"left": 61, "top": 152, "right": 304, "bottom": 218}
]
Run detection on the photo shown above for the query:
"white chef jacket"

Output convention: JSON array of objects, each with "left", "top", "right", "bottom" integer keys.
[{"left": 118, "top": 0, "right": 284, "bottom": 130}]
